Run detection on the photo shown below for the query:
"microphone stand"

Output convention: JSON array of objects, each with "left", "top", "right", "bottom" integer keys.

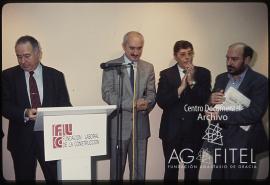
[
  {"left": 104, "top": 64, "right": 132, "bottom": 181},
  {"left": 115, "top": 66, "right": 124, "bottom": 181}
]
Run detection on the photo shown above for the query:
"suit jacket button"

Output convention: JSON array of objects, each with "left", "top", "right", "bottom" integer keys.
[{"left": 181, "top": 117, "right": 184, "bottom": 120}]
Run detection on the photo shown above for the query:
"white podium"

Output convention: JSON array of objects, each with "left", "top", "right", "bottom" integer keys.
[{"left": 34, "top": 105, "right": 116, "bottom": 180}]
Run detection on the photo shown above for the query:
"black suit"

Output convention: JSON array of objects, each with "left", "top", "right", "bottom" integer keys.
[
  {"left": 2, "top": 64, "right": 71, "bottom": 181},
  {"left": 210, "top": 66, "right": 268, "bottom": 180},
  {"left": 157, "top": 64, "right": 211, "bottom": 182}
]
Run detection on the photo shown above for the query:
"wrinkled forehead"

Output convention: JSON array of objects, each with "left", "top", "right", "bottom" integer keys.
[
  {"left": 124, "top": 37, "right": 144, "bottom": 49},
  {"left": 127, "top": 34, "right": 143, "bottom": 43}
]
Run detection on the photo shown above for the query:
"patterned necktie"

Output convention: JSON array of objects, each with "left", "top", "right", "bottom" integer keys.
[
  {"left": 29, "top": 71, "right": 41, "bottom": 108},
  {"left": 183, "top": 69, "right": 187, "bottom": 74},
  {"left": 130, "top": 62, "right": 134, "bottom": 92}
]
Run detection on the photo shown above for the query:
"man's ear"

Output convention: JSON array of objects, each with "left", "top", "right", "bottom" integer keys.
[
  {"left": 35, "top": 49, "right": 42, "bottom": 61},
  {"left": 244, "top": 56, "right": 251, "bottom": 65},
  {"left": 38, "top": 50, "right": 43, "bottom": 61},
  {"left": 173, "top": 54, "right": 177, "bottom": 61}
]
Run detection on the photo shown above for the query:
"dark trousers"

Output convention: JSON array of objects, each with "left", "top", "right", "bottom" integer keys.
[
  {"left": 162, "top": 138, "right": 202, "bottom": 183},
  {"left": 211, "top": 147, "right": 255, "bottom": 180},
  {"left": 10, "top": 132, "right": 57, "bottom": 182}
]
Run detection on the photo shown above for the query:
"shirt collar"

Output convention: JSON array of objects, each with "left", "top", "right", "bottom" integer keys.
[
  {"left": 177, "top": 64, "right": 185, "bottom": 73},
  {"left": 25, "top": 63, "right": 42, "bottom": 77},
  {"left": 124, "top": 55, "right": 135, "bottom": 64},
  {"left": 35, "top": 63, "right": 42, "bottom": 76}
]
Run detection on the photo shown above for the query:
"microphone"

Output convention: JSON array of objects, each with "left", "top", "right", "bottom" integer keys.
[{"left": 100, "top": 63, "right": 131, "bottom": 69}]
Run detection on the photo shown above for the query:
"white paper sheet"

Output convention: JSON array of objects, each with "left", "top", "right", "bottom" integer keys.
[{"left": 214, "top": 87, "right": 251, "bottom": 131}]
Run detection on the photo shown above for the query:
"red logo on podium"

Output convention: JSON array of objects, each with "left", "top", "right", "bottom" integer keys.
[{"left": 52, "top": 124, "right": 72, "bottom": 148}]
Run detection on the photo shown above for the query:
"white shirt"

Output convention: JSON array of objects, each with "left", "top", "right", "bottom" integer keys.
[
  {"left": 177, "top": 64, "right": 186, "bottom": 80},
  {"left": 24, "top": 63, "right": 43, "bottom": 106},
  {"left": 176, "top": 64, "right": 186, "bottom": 98},
  {"left": 123, "top": 55, "right": 135, "bottom": 77},
  {"left": 23, "top": 63, "right": 43, "bottom": 122}
]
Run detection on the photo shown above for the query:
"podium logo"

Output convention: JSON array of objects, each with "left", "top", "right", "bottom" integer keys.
[{"left": 52, "top": 124, "right": 72, "bottom": 148}]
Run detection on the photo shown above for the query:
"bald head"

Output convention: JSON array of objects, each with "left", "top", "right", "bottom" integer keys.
[
  {"left": 226, "top": 42, "right": 254, "bottom": 76},
  {"left": 228, "top": 42, "right": 253, "bottom": 60},
  {"left": 123, "top": 31, "right": 144, "bottom": 46}
]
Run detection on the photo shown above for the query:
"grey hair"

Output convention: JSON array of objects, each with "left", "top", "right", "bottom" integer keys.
[
  {"left": 15, "top": 35, "right": 41, "bottom": 52},
  {"left": 122, "top": 31, "right": 144, "bottom": 45}
]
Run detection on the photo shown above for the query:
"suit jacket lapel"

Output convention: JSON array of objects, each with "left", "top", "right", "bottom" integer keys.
[
  {"left": 17, "top": 67, "right": 31, "bottom": 107},
  {"left": 214, "top": 74, "right": 229, "bottom": 92},
  {"left": 135, "top": 61, "right": 143, "bottom": 98},
  {"left": 172, "top": 64, "right": 181, "bottom": 87},
  {"left": 42, "top": 65, "right": 50, "bottom": 106},
  {"left": 117, "top": 56, "right": 133, "bottom": 96},
  {"left": 238, "top": 67, "right": 252, "bottom": 93}
]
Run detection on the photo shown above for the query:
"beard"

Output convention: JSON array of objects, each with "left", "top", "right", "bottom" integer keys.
[{"left": 227, "top": 65, "right": 247, "bottom": 76}]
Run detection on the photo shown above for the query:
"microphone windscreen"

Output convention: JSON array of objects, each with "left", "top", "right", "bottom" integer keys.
[{"left": 100, "top": 63, "right": 106, "bottom": 69}]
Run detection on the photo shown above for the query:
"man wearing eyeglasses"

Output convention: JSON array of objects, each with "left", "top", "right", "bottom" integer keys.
[
  {"left": 2, "top": 35, "right": 71, "bottom": 182},
  {"left": 157, "top": 40, "right": 211, "bottom": 183}
]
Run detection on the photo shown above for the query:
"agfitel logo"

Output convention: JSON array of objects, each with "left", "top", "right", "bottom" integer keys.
[
  {"left": 202, "top": 123, "right": 223, "bottom": 146},
  {"left": 52, "top": 124, "right": 72, "bottom": 148},
  {"left": 196, "top": 123, "right": 223, "bottom": 163}
]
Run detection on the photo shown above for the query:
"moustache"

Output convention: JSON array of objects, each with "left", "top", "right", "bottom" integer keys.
[{"left": 227, "top": 65, "right": 235, "bottom": 70}]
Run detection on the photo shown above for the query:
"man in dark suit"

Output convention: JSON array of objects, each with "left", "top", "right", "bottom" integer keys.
[
  {"left": 206, "top": 42, "right": 268, "bottom": 180},
  {"left": 157, "top": 40, "right": 211, "bottom": 183},
  {"left": 2, "top": 35, "right": 71, "bottom": 182}
]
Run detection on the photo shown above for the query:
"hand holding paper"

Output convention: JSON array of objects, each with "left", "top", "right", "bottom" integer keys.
[{"left": 214, "top": 87, "right": 251, "bottom": 131}]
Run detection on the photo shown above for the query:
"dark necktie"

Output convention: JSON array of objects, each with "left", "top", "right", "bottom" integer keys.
[
  {"left": 181, "top": 69, "right": 187, "bottom": 80},
  {"left": 29, "top": 71, "right": 41, "bottom": 108},
  {"left": 130, "top": 62, "right": 134, "bottom": 92}
]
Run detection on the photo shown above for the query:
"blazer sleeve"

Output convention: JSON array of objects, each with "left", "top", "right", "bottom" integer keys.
[
  {"left": 55, "top": 72, "right": 72, "bottom": 107},
  {"left": 2, "top": 70, "right": 25, "bottom": 122},
  {"left": 143, "top": 63, "right": 156, "bottom": 113},
  {"left": 156, "top": 70, "right": 180, "bottom": 110},
  {"left": 189, "top": 68, "right": 212, "bottom": 105},
  {"left": 219, "top": 75, "right": 268, "bottom": 125}
]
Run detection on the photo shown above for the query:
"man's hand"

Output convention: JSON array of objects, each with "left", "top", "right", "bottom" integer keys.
[
  {"left": 178, "top": 74, "right": 188, "bottom": 96},
  {"left": 205, "top": 110, "right": 220, "bottom": 121},
  {"left": 185, "top": 63, "right": 195, "bottom": 85},
  {"left": 25, "top": 108, "right": 38, "bottom": 121},
  {"left": 136, "top": 98, "right": 149, "bottom": 111},
  {"left": 209, "top": 89, "right": 225, "bottom": 105}
]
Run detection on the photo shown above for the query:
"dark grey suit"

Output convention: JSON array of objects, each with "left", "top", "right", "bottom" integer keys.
[
  {"left": 2, "top": 64, "right": 71, "bottom": 181},
  {"left": 101, "top": 55, "right": 156, "bottom": 180},
  {"left": 211, "top": 66, "right": 268, "bottom": 180}
]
